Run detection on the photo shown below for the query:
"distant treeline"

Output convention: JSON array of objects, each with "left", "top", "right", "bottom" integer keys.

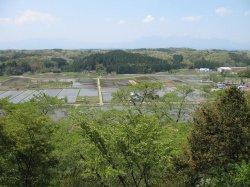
[
  {"left": 0, "top": 48, "right": 249, "bottom": 75},
  {"left": 70, "top": 50, "right": 181, "bottom": 73}
]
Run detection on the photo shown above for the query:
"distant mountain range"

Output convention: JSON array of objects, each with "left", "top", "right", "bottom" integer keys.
[{"left": 0, "top": 36, "right": 250, "bottom": 50}]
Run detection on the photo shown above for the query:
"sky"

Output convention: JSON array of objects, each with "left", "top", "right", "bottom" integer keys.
[{"left": 0, "top": 0, "right": 250, "bottom": 49}]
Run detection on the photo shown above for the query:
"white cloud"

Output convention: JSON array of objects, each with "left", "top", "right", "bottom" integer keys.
[
  {"left": 117, "top": 20, "right": 125, "bottom": 25},
  {"left": 0, "top": 10, "right": 56, "bottom": 26},
  {"left": 142, "top": 14, "right": 155, "bottom": 23},
  {"left": 244, "top": 10, "right": 250, "bottom": 16},
  {"left": 181, "top": 16, "right": 201, "bottom": 22},
  {"left": 215, "top": 6, "right": 231, "bottom": 16}
]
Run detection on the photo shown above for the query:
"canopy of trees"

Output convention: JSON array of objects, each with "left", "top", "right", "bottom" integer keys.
[
  {"left": 0, "top": 48, "right": 249, "bottom": 75},
  {"left": 71, "top": 50, "right": 174, "bottom": 73},
  {"left": 0, "top": 85, "right": 249, "bottom": 186},
  {"left": 188, "top": 87, "right": 249, "bottom": 185}
]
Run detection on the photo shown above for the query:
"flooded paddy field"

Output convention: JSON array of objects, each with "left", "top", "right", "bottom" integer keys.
[
  {"left": 101, "top": 79, "right": 119, "bottom": 103},
  {"left": 78, "top": 79, "right": 98, "bottom": 97},
  {"left": 0, "top": 88, "right": 87, "bottom": 104},
  {"left": 10, "top": 90, "right": 35, "bottom": 104},
  {"left": 57, "top": 89, "right": 79, "bottom": 103},
  {"left": 0, "top": 71, "right": 216, "bottom": 104},
  {"left": 0, "top": 90, "right": 22, "bottom": 100},
  {"left": 42, "top": 89, "right": 62, "bottom": 97}
]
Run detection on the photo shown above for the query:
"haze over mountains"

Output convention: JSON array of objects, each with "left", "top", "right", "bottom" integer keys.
[{"left": 1, "top": 36, "right": 250, "bottom": 50}]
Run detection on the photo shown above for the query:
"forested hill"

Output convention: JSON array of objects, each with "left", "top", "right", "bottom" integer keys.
[
  {"left": 0, "top": 48, "right": 249, "bottom": 75},
  {"left": 71, "top": 50, "right": 175, "bottom": 73}
]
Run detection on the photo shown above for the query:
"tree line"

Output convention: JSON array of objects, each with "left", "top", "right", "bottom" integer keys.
[{"left": 0, "top": 49, "right": 249, "bottom": 75}]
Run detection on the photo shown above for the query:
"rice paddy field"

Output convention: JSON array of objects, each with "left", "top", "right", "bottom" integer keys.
[{"left": 0, "top": 70, "right": 249, "bottom": 105}]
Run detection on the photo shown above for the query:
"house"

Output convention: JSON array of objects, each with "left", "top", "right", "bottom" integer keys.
[
  {"left": 237, "top": 85, "right": 246, "bottom": 90},
  {"left": 217, "top": 67, "right": 232, "bottom": 73}
]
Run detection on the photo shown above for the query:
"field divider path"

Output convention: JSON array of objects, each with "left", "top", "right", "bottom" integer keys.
[
  {"left": 76, "top": 89, "right": 80, "bottom": 101},
  {"left": 97, "top": 77, "right": 103, "bottom": 106}
]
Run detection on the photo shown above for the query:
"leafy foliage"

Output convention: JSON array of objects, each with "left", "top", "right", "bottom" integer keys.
[
  {"left": 0, "top": 100, "right": 57, "bottom": 186},
  {"left": 0, "top": 82, "right": 249, "bottom": 186},
  {"left": 1, "top": 48, "right": 249, "bottom": 75},
  {"left": 189, "top": 87, "right": 250, "bottom": 184},
  {"left": 238, "top": 68, "right": 250, "bottom": 78},
  {"left": 52, "top": 108, "right": 185, "bottom": 186}
]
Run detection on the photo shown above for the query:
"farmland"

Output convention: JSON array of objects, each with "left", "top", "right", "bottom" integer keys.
[{"left": 1, "top": 69, "right": 248, "bottom": 106}]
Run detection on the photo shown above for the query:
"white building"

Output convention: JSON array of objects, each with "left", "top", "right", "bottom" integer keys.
[{"left": 217, "top": 67, "right": 232, "bottom": 73}]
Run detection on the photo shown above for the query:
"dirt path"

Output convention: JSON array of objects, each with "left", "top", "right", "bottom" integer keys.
[{"left": 97, "top": 77, "right": 103, "bottom": 106}]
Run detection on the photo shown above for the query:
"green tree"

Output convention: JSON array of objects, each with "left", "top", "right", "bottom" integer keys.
[
  {"left": 175, "top": 85, "right": 193, "bottom": 122},
  {"left": 30, "top": 93, "right": 64, "bottom": 115},
  {"left": 112, "top": 81, "right": 163, "bottom": 114},
  {"left": 200, "top": 161, "right": 250, "bottom": 186},
  {"left": 238, "top": 68, "right": 250, "bottom": 78},
  {"left": 172, "top": 54, "right": 184, "bottom": 68},
  {"left": 189, "top": 87, "right": 250, "bottom": 184},
  {"left": 95, "top": 63, "right": 106, "bottom": 76},
  {"left": 52, "top": 106, "right": 186, "bottom": 186},
  {"left": 0, "top": 100, "right": 57, "bottom": 186}
]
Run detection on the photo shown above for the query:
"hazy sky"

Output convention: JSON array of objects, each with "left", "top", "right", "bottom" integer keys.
[{"left": 0, "top": 0, "right": 250, "bottom": 49}]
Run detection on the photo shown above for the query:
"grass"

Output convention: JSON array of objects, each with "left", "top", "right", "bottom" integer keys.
[
  {"left": 76, "top": 96, "right": 99, "bottom": 105},
  {"left": 23, "top": 72, "right": 96, "bottom": 79},
  {"left": 0, "top": 75, "right": 10, "bottom": 82},
  {"left": 28, "top": 81, "right": 72, "bottom": 89}
]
